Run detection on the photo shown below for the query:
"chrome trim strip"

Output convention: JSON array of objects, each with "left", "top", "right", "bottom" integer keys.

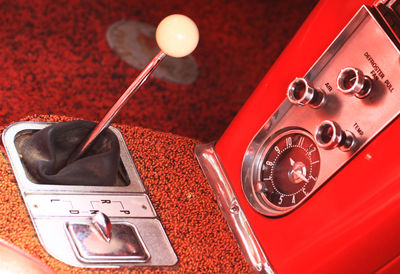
[{"left": 195, "top": 143, "right": 274, "bottom": 274}]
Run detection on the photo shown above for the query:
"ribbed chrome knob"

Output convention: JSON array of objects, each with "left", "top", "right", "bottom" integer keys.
[
  {"left": 287, "top": 78, "right": 326, "bottom": 108},
  {"left": 315, "top": 120, "right": 356, "bottom": 151},
  {"left": 337, "top": 67, "right": 372, "bottom": 98}
]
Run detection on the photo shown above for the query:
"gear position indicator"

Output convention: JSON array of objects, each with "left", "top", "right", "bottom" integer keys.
[{"left": 25, "top": 194, "right": 156, "bottom": 218}]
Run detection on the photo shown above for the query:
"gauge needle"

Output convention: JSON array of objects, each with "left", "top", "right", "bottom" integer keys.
[
  {"left": 293, "top": 170, "right": 309, "bottom": 183},
  {"left": 289, "top": 158, "right": 308, "bottom": 183}
]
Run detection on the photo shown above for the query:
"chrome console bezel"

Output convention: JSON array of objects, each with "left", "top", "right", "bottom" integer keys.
[{"left": 2, "top": 121, "right": 177, "bottom": 268}]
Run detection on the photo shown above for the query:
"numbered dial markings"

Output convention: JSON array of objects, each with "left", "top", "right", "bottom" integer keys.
[{"left": 257, "top": 131, "right": 320, "bottom": 208}]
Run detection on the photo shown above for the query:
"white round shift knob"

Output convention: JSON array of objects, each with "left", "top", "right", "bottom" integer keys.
[{"left": 156, "top": 14, "right": 199, "bottom": 58}]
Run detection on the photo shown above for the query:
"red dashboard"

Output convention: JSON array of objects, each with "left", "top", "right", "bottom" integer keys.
[{"left": 207, "top": 0, "right": 400, "bottom": 272}]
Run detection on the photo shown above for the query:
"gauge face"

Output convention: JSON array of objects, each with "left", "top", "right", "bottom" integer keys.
[{"left": 255, "top": 130, "right": 320, "bottom": 208}]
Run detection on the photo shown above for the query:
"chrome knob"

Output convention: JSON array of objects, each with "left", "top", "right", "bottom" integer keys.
[
  {"left": 287, "top": 78, "right": 326, "bottom": 108},
  {"left": 315, "top": 120, "right": 356, "bottom": 151},
  {"left": 337, "top": 67, "right": 372, "bottom": 98}
]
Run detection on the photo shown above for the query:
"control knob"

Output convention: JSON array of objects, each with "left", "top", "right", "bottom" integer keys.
[
  {"left": 287, "top": 78, "right": 326, "bottom": 108},
  {"left": 315, "top": 120, "right": 356, "bottom": 151},
  {"left": 337, "top": 67, "right": 372, "bottom": 98}
]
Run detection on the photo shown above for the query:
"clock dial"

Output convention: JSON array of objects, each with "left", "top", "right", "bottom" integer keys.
[{"left": 254, "top": 130, "right": 320, "bottom": 209}]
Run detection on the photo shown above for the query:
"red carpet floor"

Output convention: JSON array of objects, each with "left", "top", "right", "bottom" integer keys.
[
  {"left": 0, "top": 1, "right": 318, "bottom": 272},
  {"left": 0, "top": 0, "right": 317, "bottom": 142}
]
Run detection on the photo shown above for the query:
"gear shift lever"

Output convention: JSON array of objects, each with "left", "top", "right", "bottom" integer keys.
[{"left": 69, "top": 14, "right": 199, "bottom": 162}]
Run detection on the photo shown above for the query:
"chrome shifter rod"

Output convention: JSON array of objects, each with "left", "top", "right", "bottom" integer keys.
[{"left": 69, "top": 14, "right": 199, "bottom": 162}]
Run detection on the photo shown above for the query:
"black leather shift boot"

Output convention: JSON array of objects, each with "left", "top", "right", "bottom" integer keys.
[{"left": 19, "top": 121, "right": 123, "bottom": 186}]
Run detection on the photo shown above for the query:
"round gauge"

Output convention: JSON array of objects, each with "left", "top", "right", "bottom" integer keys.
[{"left": 254, "top": 129, "right": 320, "bottom": 209}]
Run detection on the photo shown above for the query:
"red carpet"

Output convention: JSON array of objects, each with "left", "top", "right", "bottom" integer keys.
[
  {"left": 0, "top": 0, "right": 317, "bottom": 142},
  {"left": 0, "top": 1, "right": 318, "bottom": 272}
]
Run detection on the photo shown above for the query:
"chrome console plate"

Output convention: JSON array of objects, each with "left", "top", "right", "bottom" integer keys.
[
  {"left": 242, "top": 6, "right": 400, "bottom": 216},
  {"left": 2, "top": 121, "right": 177, "bottom": 268}
]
